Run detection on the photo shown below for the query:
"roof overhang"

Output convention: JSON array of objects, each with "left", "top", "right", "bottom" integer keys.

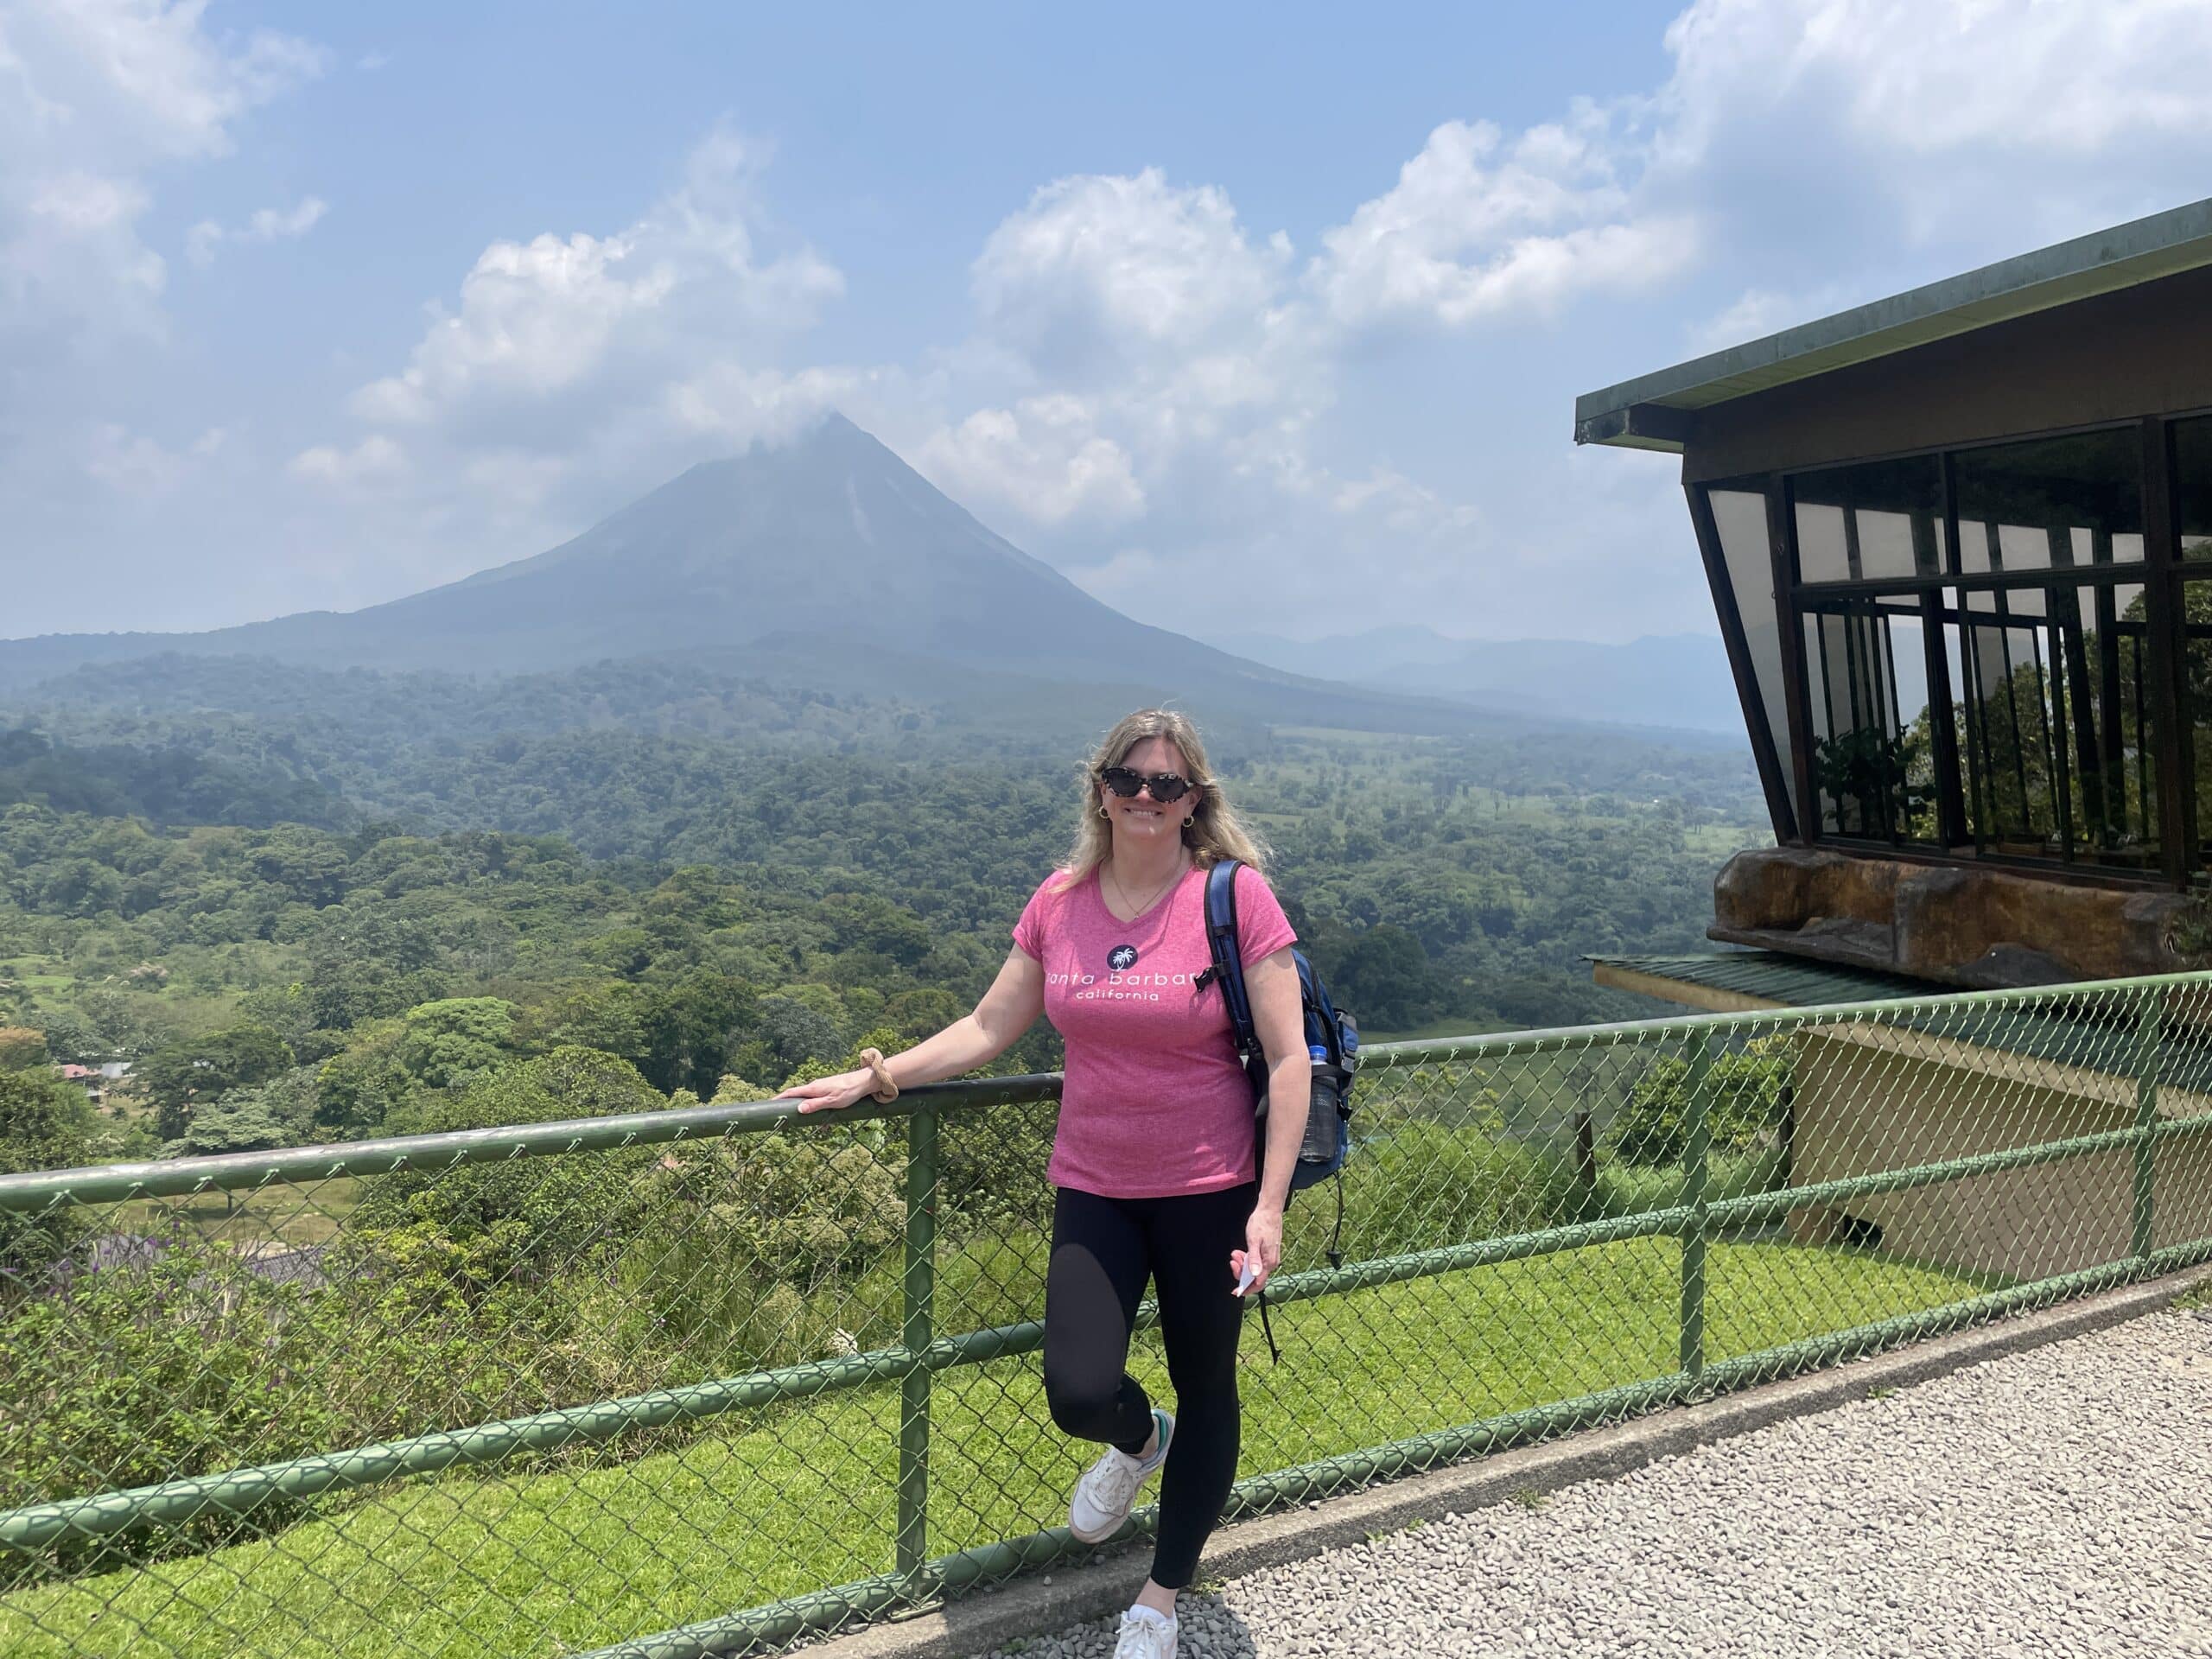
[{"left": 1575, "top": 198, "right": 2212, "bottom": 453}]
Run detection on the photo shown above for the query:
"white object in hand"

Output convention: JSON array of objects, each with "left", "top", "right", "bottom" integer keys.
[{"left": 1236, "top": 1258, "right": 1258, "bottom": 1295}]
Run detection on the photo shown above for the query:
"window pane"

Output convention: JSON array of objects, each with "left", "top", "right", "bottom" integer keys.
[
  {"left": 1707, "top": 486, "right": 1793, "bottom": 796},
  {"left": 1801, "top": 594, "right": 1940, "bottom": 843},
  {"left": 1792, "top": 455, "right": 1946, "bottom": 583},
  {"left": 2183, "top": 577, "right": 2212, "bottom": 859},
  {"left": 1952, "top": 429, "right": 2144, "bottom": 569},
  {"left": 1953, "top": 581, "right": 2158, "bottom": 867},
  {"left": 2174, "top": 415, "right": 2212, "bottom": 562}
]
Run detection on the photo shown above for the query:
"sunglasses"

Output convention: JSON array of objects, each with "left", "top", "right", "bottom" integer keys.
[{"left": 1098, "top": 766, "right": 1194, "bottom": 804}]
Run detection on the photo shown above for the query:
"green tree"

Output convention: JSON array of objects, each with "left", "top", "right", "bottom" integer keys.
[
  {"left": 397, "top": 996, "right": 519, "bottom": 1090},
  {"left": 169, "top": 1094, "right": 295, "bottom": 1156},
  {"left": 27, "top": 1007, "right": 101, "bottom": 1068},
  {"left": 173, "top": 1066, "right": 323, "bottom": 1156},
  {"left": 0, "top": 1068, "right": 98, "bottom": 1279},
  {"left": 137, "top": 1023, "right": 295, "bottom": 1141},
  {"left": 516, "top": 981, "right": 651, "bottom": 1067},
  {"left": 1327, "top": 923, "right": 1437, "bottom": 1031},
  {"left": 637, "top": 971, "right": 754, "bottom": 1095},
  {"left": 0, "top": 1027, "right": 48, "bottom": 1071},
  {"left": 315, "top": 1019, "right": 410, "bottom": 1138}
]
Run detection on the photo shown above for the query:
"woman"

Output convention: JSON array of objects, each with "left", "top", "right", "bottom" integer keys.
[{"left": 780, "top": 709, "right": 1310, "bottom": 1659}]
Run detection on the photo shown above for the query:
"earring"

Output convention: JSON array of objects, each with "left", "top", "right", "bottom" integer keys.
[
  {"left": 1099, "top": 807, "right": 1111, "bottom": 820},
  {"left": 1182, "top": 815, "right": 1195, "bottom": 828}
]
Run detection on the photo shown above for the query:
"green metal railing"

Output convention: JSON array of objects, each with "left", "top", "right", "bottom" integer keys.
[{"left": 4, "top": 973, "right": 2212, "bottom": 1657}]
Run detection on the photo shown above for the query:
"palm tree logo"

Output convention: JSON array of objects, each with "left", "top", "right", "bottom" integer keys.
[{"left": 1108, "top": 944, "right": 1139, "bottom": 971}]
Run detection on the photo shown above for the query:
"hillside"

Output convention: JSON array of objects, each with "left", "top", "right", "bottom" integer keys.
[
  {"left": 1204, "top": 626, "right": 1744, "bottom": 738},
  {"left": 0, "top": 417, "right": 1529, "bottom": 740}
]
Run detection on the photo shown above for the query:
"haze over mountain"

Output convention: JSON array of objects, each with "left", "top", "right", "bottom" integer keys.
[
  {"left": 1, "top": 416, "right": 1558, "bottom": 740},
  {"left": 1202, "top": 626, "right": 1742, "bottom": 739}
]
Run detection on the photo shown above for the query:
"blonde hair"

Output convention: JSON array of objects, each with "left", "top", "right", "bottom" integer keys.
[{"left": 1053, "top": 708, "right": 1270, "bottom": 892}]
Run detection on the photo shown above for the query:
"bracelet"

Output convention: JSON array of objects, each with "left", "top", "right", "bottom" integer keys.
[{"left": 858, "top": 1046, "right": 899, "bottom": 1103}]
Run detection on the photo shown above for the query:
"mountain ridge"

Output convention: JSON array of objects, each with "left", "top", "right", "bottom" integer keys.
[
  {"left": 2, "top": 415, "right": 1730, "bottom": 746},
  {"left": 1200, "top": 625, "right": 1742, "bottom": 737}
]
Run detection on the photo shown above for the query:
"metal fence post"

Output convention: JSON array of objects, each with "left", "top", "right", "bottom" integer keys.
[
  {"left": 1680, "top": 1031, "right": 1712, "bottom": 1389},
  {"left": 897, "top": 1102, "right": 939, "bottom": 1592},
  {"left": 2132, "top": 988, "right": 2162, "bottom": 1262}
]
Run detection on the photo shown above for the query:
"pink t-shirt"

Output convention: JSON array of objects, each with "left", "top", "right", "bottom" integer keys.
[{"left": 1012, "top": 861, "right": 1298, "bottom": 1198}]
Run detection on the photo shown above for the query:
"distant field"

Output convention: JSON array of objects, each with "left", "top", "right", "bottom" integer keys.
[
  {"left": 114, "top": 1179, "right": 361, "bottom": 1249},
  {"left": 1686, "top": 823, "right": 1770, "bottom": 860}
]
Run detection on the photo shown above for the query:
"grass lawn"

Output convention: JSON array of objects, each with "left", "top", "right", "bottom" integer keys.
[
  {"left": 113, "top": 1179, "right": 362, "bottom": 1250},
  {"left": 0, "top": 1237, "right": 1987, "bottom": 1659}
]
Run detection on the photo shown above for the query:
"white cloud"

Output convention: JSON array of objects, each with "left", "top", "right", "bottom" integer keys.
[
  {"left": 1685, "top": 281, "right": 1862, "bottom": 354},
  {"left": 347, "top": 127, "right": 839, "bottom": 440},
  {"left": 350, "top": 230, "right": 675, "bottom": 420},
  {"left": 1330, "top": 466, "right": 1481, "bottom": 537},
  {"left": 182, "top": 218, "right": 221, "bottom": 266},
  {"left": 246, "top": 196, "right": 326, "bottom": 241},
  {"left": 663, "top": 361, "right": 872, "bottom": 448},
  {"left": 29, "top": 0, "right": 2212, "bottom": 650},
  {"left": 82, "top": 429, "right": 182, "bottom": 493},
  {"left": 268, "top": 124, "right": 861, "bottom": 588},
  {"left": 917, "top": 397, "right": 1145, "bottom": 529},
  {"left": 1662, "top": 0, "right": 2212, "bottom": 163},
  {"left": 973, "top": 169, "right": 1290, "bottom": 377},
  {"left": 1648, "top": 0, "right": 2212, "bottom": 257},
  {"left": 924, "top": 168, "right": 1332, "bottom": 550},
  {"left": 184, "top": 194, "right": 326, "bottom": 266},
  {"left": 0, "top": 0, "right": 326, "bottom": 335},
  {"left": 289, "top": 433, "right": 407, "bottom": 493},
  {"left": 1311, "top": 116, "right": 1697, "bottom": 330}
]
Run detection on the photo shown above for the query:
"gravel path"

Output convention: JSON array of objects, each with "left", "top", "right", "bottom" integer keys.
[{"left": 976, "top": 1308, "right": 2212, "bottom": 1659}]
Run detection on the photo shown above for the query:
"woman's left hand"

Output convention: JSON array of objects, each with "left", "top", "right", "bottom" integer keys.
[{"left": 1230, "top": 1203, "right": 1284, "bottom": 1297}]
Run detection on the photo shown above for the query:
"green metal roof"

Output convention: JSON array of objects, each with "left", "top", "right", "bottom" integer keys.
[
  {"left": 1574, "top": 198, "right": 2212, "bottom": 453},
  {"left": 1592, "top": 952, "right": 2212, "bottom": 1098},
  {"left": 1592, "top": 951, "right": 1935, "bottom": 1008}
]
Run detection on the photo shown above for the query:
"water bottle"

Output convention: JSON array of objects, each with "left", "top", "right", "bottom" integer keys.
[{"left": 1300, "top": 1045, "right": 1341, "bottom": 1165}]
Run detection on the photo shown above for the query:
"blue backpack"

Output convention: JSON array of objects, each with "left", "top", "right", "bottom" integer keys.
[{"left": 1200, "top": 860, "right": 1360, "bottom": 1357}]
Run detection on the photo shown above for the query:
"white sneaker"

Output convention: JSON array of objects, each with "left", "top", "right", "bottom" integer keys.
[
  {"left": 1112, "top": 1608, "right": 1179, "bottom": 1658},
  {"left": 1068, "top": 1408, "right": 1174, "bottom": 1543}
]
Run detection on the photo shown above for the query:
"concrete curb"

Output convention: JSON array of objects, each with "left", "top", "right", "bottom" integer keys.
[{"left": 794, "top": 1261, "right": 2212, "bottom": 1659}]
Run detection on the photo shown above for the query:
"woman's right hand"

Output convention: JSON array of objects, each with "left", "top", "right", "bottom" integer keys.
[{"left": 777, "top": 1070, "right": 875, "bottom": 1114}]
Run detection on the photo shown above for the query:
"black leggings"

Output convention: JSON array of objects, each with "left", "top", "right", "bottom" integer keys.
[{"left": 1042, "top": 1180, "right": 1252, "bottom": 1590}]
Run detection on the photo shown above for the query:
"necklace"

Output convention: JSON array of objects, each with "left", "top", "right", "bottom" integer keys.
[{"left": 1104, "top": 855, "right": 1186, "bottom": 922}]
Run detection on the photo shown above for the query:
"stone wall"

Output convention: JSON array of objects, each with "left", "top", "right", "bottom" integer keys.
[{"left": 1712, "top": 846, "right": 2195, "bottom": 988}]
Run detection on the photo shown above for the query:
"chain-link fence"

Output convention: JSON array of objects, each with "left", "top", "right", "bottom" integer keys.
[{"left": 5, "top": 974, "right": 2212, "bottom": 1657}]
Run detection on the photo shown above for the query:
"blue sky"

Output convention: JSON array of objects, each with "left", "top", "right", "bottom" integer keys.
[{"left": 9, "top": 1, "right": 2212, "bottom": 647}]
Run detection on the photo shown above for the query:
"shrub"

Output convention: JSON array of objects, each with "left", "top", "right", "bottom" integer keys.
[
  {"left": 938, "top": 1100, "right": 1057, "bottom": 1241},
  {"left": 0, "top": 1217, "right": 672, "bottom": 1587},
  {"left": 0, "top": 1069, "right": 99, "bottom": 1283},
  {"left": 352, "top": 1046, "right": 667, "bottom": 1273},
  {"left": 0, "top": 1234, "right": 353, "bottom": 1581},
  {"left": 1319, "top": 1120, "right": 1580, "bottom": 1263},
  {"left": 1604, "top": 1039, "right": 1789, "bottom": 1167}
]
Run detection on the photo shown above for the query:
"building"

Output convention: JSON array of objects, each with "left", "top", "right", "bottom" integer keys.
[
  {"left": 56, "top": 1063, "right": 105, "bottom": 1104},
  {"left": 1575, "top": 201, "right": 2212, "bottom": 1278}
]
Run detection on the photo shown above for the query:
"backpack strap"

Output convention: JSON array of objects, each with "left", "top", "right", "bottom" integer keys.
[
  {"left": 1205, "top": 857, "right": 1285, "bottom": 1363},
  {"left": 1203, "top": 859, "right": 1262, "bottom": 1073}
]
